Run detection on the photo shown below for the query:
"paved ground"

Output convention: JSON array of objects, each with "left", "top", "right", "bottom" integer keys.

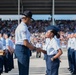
[{"left": 2, "top": 49, "right": 71, "bottom": 75}]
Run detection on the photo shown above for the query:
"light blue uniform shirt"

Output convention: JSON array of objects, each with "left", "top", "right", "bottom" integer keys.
[
  {"left": 0, "top": 40, "right": 3, "bottom": 50},
  {"left": 0, "top": 37, "right": 6, "bottom": 50},
  {"left": 54, "top": 36, "right": 61, "bottom": 47},
  {"left": 67, "top": 38, "right": 71, "bottom": 49},
  {"left": 70, "top": 38, "right": 75, "bottom": 49},
  {"left": 15, "top": 22, "right": 31, "bottom": 45},
  {"left": 45, "top": 38, "right": 60, "bottom": 55},
  {"left": 6, "top": 38, "right": 14, "bottom": 50},
  {"left": 74, "top": 38, "right": 76, "bottom": 50},
  {"left": 42, "top": 38, "right": 50, "bottom": 50}
]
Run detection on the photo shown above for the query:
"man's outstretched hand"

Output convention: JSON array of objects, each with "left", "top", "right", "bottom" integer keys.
[{"left": 36, "top": 48, "right": 42, "bottom": 52}]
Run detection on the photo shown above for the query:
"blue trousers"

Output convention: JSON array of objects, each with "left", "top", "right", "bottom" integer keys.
[
  {"left": 15, "top": 45, "right": 30, "bottom": 75},
  {"left": 0, "top": 56, "right": 3, "bottom": 73},
  {"left": 3, "top": 51, "right": 10, "bottom": 72},
  {"left": 72, "top": 50, "right": 75, "bottom": 71},
  {"left": 46, "top": 55, "right": 60, "bottom": 75},
  {"left": 68, "top": 48, "right": 72, "bottom": 70},
  {"left": 44, "top": 54, "right": 48, "bottom": 74},
  {"left": 8, "top": 51, "right": 14, "bottom": 70},
  {"left": 67, "top": 48, "right": 72, "bottom": 70},
  {"left": 73, "top": 51, "right": 76, "bottom": 73},
  {"left": 70, "top": 49, "right": 75, "bottom": 71}
]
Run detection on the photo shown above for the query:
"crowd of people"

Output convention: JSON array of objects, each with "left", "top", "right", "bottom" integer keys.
[
  {"left": 0, "top": 18, "right": 76, "bottom": 74},
  {"left": 0, "top": 18, "right": 75, "bottom": 55},
  {"left": 0, "top": 19, "right": 75, "bottom": 54},
  {"left": 0, "top": 32, "right": 15, "bottom": 75},
  {"left": 0, "top": 19, "right": 18, "bottom": 37},
  {"left": 67, "top": 33, "right": 76, "bottom": 74},
  {"left": 0, "top": 19, "right": 76, "bottom": 46},
  {"left": 0, "top": 19, "right": 76, "bottom": 34}
]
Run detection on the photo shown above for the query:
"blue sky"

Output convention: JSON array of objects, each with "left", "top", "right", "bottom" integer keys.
[{"left": 0, "top": 15, "right": 76, "bottom": 20}]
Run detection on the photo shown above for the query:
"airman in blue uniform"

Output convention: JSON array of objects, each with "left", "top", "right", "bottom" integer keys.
[
  {"left": 37, "top": 29, "right": 63, "bottom": 75},
  {"left": 73, "top": 33, "right": 76, "bottom": 74},
  {"left": 69, "top": 33, "right": 75, "bottom": 73},
  {"left": 15, "top": 11, "right": 38, "bottom": 75},
  {"left": 0, "top": 32, "right": 7, "bottom": 73},
  {"left": 3, "top": 33, "right": 14, "bottom": 72},
  {"left": 0, "top": 40, "right": 4, "bottom": 75},
  {"left": 67, "top": 34, "right": 71, "bottom": 71}
]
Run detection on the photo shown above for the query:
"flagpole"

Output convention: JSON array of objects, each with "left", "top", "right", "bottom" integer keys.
[
  {"left": 18, "top": 0, "right": 20, "bottom": 25},
  {"left": 52, "top": 0, "right": 55, "bottom": 25}
]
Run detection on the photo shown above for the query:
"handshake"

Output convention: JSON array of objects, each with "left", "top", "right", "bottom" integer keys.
[
  {"left": 33, "top": 47, "right": 46, "bottom": 54},
  {"left": 36, "top": 48, "right": 42, "bottom": 53}
]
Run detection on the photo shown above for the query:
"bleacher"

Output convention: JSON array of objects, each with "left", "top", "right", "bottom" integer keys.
[{"left": 0, "top": 0, "right": 76, "bottom": 14}]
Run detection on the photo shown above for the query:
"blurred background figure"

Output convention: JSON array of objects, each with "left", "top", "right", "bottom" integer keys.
[{"left": 36, "top": 40, "right": 42, "bottom": 58}]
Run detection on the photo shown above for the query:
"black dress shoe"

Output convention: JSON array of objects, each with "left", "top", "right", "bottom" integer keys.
[
  {"left": 68, "top": 68, "right": 71, "bottom": 71},
  {"left": 68, "top": 68, "right": 70, "bottom": 70},
  {"left": 5, "top": 71, "right": 8, "bottom": 73},
  {"left": 69, "top": 69, "right": 73, "bottom": 72},
  {"left": 71, "top": 71, "right": 76, "bottom": 75}
]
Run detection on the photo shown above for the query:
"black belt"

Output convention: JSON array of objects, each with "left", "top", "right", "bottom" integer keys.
[
  {"left": 48, "top": 54, "right": 56, "bottom": 57},
  {"left": 16, "top": 44, "right": 29, "bottom": 49}
]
